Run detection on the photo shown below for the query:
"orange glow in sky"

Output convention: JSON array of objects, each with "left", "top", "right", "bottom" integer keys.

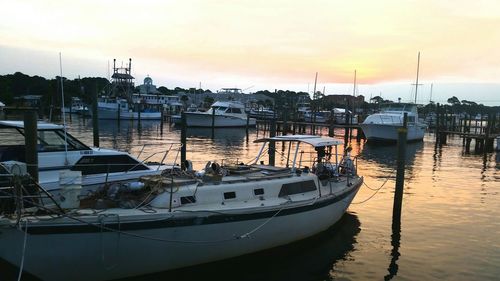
[{"left": 1, "top": 0, "right": 500, "bottom": 103}]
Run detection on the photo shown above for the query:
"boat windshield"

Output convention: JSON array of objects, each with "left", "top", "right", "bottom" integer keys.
[
  {"left": 212, "top": 106, "right": 228, "bottom": 113},
  {"left": 35, "top": 129, "right": 90, "bottom": 152},
  {"left": 382, "top": 104, "right": 417, "bottom": 113}
]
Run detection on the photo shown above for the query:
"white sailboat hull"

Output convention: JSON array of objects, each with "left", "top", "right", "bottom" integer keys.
[{"left": 0, "top": 182, "right": 360, "bottom": 281}]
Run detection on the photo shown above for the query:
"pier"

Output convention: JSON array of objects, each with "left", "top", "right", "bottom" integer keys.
[{"left": 434, "top": 103, "right": 500, "bottom": 152}]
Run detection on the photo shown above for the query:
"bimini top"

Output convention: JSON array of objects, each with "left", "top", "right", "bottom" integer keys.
[
  {"left": 0, "top": 120, "right": 64, "bottom": 130},
  {"left": 255, "top": 135, "right": 342, "bottom": 147}
]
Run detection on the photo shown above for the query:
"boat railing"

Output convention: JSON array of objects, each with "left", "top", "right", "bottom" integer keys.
[{"left": 129, "top": 143, "right": 183, "bottom": 172}]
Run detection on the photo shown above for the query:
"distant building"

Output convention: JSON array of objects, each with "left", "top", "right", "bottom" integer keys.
[
  {"left": 13, "top": 95, "right": 43, "bottom": 108},
  {"left": 137, "top": 76, "right": 160, "bottom": 95}
]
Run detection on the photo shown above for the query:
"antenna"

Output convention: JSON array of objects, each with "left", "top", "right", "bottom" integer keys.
[
  {"left": 59, "top": 52, "right": 69, "bottom": 165},
  {"left": 414, "top": 52, "right": 420, "bottom": 104},
  {"left": 429, "top": 83, "right": 433, "bottom": 102},
  {"left": 312, "top": 72, "right": 318, "bottom": 100},
  {"left": 353, "top": 70, "right": 357, "bottom": 96}
]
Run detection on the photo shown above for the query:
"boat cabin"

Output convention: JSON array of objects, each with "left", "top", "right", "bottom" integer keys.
[{"left": 0, "top": 121, "right": 149, "bottom": 175}]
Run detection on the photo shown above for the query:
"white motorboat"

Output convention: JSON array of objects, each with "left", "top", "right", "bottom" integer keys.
[
  {"left": 0, "top": 120, "right": 174, "bottom": 195},
  {"left": 359, "top": 103, "right": 427, "bottom": 142},
  {"left": 304, "top": 111, "right": 330, "bottom": 123},
  {"left": 0, "top": 135, "right": 362, "bottom": 281},
  {"left": 249, "top": 108, "right": 275, "bottom": 119},
  {"left": 332, "top": 108, "right": 358, "bottom": 125},
  {"left": 97, "top": 97, "right": 162, "bottom": 120},
  {"left": 184, "top": 101, "right": 256, "bottom": 127}
]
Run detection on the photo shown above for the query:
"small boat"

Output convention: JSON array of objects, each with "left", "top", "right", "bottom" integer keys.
[
  {"left": 248, "top": 107, "right": 275, "bottom": 119},
  {"left": 332, "top": 108, "right": 358, "bottom": 125},
  {"left": 0, "top": 135, "right": 362, "bottom": 281},
  {"left": 184, "top": 101, "right": 256, "bottom": 127},
  {"left": 359, "top": 103, "right": 427, "bottom": 142},
  {"left": 304, "top": 110, "right": 330, "bottom": 123},
  {"left": 0, "top": 120, "right": 174, "bottom": 195}
]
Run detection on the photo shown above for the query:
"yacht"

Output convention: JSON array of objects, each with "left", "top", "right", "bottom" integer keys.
[
  {"left": 97, "top": 97, "right": 162, "bottom": 120},
  {"left": 0, "top": 120, "right": 174, "bottom": 195},
  {"left": 184, "top": 101, "right": 256, "bottom": 127},
  {"left": 359, "top": 103, "right": 427, "bottom": 142},
  {"left": 0, "top": 135, "right": 362, "bottom": 281}
]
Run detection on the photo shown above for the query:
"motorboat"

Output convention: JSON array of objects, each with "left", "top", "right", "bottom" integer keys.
[
  {"left": 248, "top": 107, "right": 275, "bottom": 119},
  {"left": 332, "top": 108, "right": 358, "bottom": 125},
  {"left": 304, "top": 111, "right": 330, "bottom": 123},
  {"left": 63, "top": 97, "right": 90, "bottom": 116},
  {"left": 184, "top": 101, "right": 256, "bottom": 127},
  {"left": 0, "top": 120, "right": 175, "bottom": 196},
  {"left": 0, "top": 135, "right": 362, "bottom": 281},
  {"left": 97, "top": 97, "right": 162, "bottom": 120},
  {"left": 359, "top": 103, "right": 427, "bottom": 142}
]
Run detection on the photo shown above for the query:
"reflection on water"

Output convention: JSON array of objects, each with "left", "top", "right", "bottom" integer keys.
[
  {"left": 3, "top": 116, "right": 500, "bottom": 280},
  {"left": 121, "top": 213, "right": 361, "bottom": 281}
]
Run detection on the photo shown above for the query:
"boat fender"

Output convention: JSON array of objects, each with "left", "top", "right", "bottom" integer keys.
[
  {"left": 211, "top": 162, "right": 220, "bottom": 174},
  {"left": 184, "top": 160, "right": 193, "bottom": 171},
  {"left": 124, "top": 181, "right": 145, "bottom": 191}
]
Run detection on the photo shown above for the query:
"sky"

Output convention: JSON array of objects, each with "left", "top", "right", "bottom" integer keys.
[{"left": 1, "top": 0, "right": 500, "bottom": 105}]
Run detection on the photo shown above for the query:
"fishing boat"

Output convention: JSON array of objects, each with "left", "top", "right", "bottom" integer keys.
[
  {"left": 359, "top": 103, "right": 427, "bottom": 142},
  {"left": 0, "top": 135, "right": 362, "bottom": 281},
  {"left": 0, "top": 120, "right": 175, "bottom": 196},
  {"left": 184, "top": 101, "right": 256, "bottom": 127}
]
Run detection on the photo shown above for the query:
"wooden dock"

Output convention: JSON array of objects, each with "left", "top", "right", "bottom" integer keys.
[{"left": 435, "top": 103, "right": 500, "bottom": 153}]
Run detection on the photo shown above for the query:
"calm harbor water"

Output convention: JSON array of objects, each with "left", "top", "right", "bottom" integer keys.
[{"left": 4, "top": 116, "right": 500, "bottom": 280}]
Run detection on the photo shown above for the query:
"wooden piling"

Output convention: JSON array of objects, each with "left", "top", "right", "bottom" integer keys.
[
  {"left": 181, "top": 112, "right": 187, "bottom": 170},
  {"left": 92, "top": 89, "right": 99, "bottom": 147},
  {"left": 393, "top": 113, "right": 408, "bottom": 224},
  {"left": 269, "top": 119, "right": 276, "bottom": 166},
  {"left": 24, "top": 111, "right": 39, "bottom": 182}
]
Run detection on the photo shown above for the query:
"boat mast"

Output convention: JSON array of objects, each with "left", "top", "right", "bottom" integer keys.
[
  {"left": 414, "top": 52, "right": 420, "bottom": 104},
  {"left": 59, "top": 52, "right": 69, "bottom": 165},
  {"left": 353, "top": 69, "right": 357, "bottom": 97},
  {"left": 312, "top": 72, "right": 318, "bottom": 100}
]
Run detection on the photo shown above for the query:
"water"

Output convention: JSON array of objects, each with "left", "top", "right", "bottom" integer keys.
[{"left": 5, "top": 116, "right": 500, "bottom": 280}]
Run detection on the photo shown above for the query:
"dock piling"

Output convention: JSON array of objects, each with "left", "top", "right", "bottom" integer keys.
[{"left": 24, "top": 111, "right": 39, "bottom": 182}]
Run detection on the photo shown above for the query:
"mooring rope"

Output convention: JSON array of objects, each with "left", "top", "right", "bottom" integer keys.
[
  {"left": 17, "top": 219, "right": 28, "bottom": 281},
  {"left": 350, "top": 170, "right": 395, "bottom": 204}
]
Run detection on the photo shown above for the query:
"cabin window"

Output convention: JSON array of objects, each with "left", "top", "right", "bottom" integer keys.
[
  {"left": 71, "top": 155, "right": 149, "bottom": 175},
  {"left": 223, "top": 191, "right": 236, "bottom": 200},
  {"left": 278, "top": 180, "right": 316, "bottom": 197},
  {"left": 230, "top": 108, "right": 242, "bottom": 114},
  {"left": 181, "top": 196, "right": 196, "bottom": 204},
  {"left": 254, "top": 188, "right": 264, "bottom": 196}
]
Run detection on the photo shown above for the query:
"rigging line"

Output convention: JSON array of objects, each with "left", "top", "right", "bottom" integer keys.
[
  {"left": 1, "top": 190, "right": 286, "bottom": 244},
  {"left": 350, "top": 175, "right": 393, "bottom": 205},
  {"left": 17, "top": 219, "right": 28, "bottom": 281}
]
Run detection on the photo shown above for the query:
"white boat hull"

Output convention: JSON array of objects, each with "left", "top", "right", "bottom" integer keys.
[
  {"left": 97, "top": 108, "right": 161, "bottom": 120},
  {"left": 0, "top": 182, "right": 360, "bottom": 281},
  {"left": 185, "top": 112, "right": 256, "bottom": 127},
  {"left": 359, "top": 123, "right": 426, "bottom": 142}
]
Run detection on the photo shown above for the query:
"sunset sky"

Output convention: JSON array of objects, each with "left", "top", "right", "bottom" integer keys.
[{"left": 1, "top": 0, "right": 499, "bottom": 104}]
